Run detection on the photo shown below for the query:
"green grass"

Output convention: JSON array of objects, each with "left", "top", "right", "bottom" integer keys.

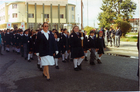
[
  {"left": 120, "top": 36, "right": 138, "bottom": 42},
  {"left": 126, "top": 32, "right": 138, "bottom": 35}
]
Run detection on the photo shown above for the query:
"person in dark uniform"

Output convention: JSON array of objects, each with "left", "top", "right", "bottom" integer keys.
[
  {"left": 96, "top": 31, "right": 106, "bottom": 64},
  {"left": 0, "top": 30, "right": 3, "bottom": 55},
  {"left": 61, "top": 29, "right": 69, "bottom": 62},
  {"left": 5, "top": 29, "right": 11, "bottom": 52},
  {"left": 1, "top": 30, "right": 6, "bottom": 51},
  {"left": 23, "top": 30, "right": 29, "bottom": 60},
  {"left": 27, "top": 30, "right": 34, "bottom": 62},
  {"left": 12, "top": 30, "right": 17, "bottom": 52},
  {"left": 70, "top": 26, "right": 85, "bottom": 71},
  {"left": 83, "top": 30, "right": 88, "bottom": 61},
  {"left": 35, "top": 22, "right": 58, "bottom": 80},
  {"left": 19, "top": 29, "right": 24, "bottom": 57},
  {"left": 87, "top": 30, "right": 97, "bottom": 65},
  {"left": 54, "top": 32, "right": 61, "bottom": 69},
  {"left": 15, "top": 30, "right": 20, "bottom": 54}
]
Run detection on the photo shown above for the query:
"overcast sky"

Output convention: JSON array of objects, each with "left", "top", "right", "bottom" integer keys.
[
  {"left": 0, "top": 0, "right": 139, "bottom": 28},
  {"left": 68, "top": 0, "right": 139, "bottom": 28}
]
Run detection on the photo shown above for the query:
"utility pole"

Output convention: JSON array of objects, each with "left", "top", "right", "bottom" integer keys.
[{"left": 81, "top": 0, "right": 83, "bottom": 30}]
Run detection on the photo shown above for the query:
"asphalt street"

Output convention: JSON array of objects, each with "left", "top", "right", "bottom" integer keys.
[{"left": 0, "top": 48, "right": 139, "bottom": 92}]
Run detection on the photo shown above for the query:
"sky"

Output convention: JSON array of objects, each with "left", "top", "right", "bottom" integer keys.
[
  {"left": 0, "top": 0, "right": 139, "bottom": 28},
  {"left": 68, "top": 0, "right": 139, "bottom": 28}
]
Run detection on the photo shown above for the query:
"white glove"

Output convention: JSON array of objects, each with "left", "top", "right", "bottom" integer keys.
[
  {"left": 55, "top": 51, "right": 59, "bottom": 55},
  {"left": 36, "top": 53, "right": 39, "bottom": 56},
  {"left": 57, "top": 38, "right": 60, "bottom": 42},
  {"left": 81, "top": 37, "right": 84, "bottom": 40}
]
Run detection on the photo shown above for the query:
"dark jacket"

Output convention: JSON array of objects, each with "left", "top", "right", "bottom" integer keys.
[
  {"left": 115, "top": 29, "right": 122, "bottom": 36},
  {"left": 35, "top": 31, "right": 58, "bottom": 57},
  {"left": 87, "top": 35, "right": 97, "bottom": 49}
]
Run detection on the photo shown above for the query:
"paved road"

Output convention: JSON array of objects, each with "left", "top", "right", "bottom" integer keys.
[{"left": 0, "top": 49, "right": 139, "bottom": 92}]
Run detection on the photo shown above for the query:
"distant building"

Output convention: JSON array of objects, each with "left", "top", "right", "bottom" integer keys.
[
  {"left": 129, "top": 18, "right": 139, "bottom": 32},
  {"left": 0, "top": 0, "right": 76, "bottom": 31}
]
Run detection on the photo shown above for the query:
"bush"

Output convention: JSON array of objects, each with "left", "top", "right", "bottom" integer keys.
[
  {"left": 112, "top": 18, "right": 132, "bottom": 37},
  {"left": 84, "top": 26, "right": 95, "bottom": 35}
]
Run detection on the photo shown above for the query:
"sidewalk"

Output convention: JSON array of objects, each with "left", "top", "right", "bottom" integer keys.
[{"left": 105, "top": 41, "right": 138, "bottom": 57}]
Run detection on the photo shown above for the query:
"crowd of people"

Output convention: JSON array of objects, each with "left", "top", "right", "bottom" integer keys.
[{"left": 0, "top": 22, "right": 123, "bottom": 80}]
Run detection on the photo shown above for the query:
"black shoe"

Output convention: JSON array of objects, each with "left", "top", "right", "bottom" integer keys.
[
  {"left": 65, "top": 59, "right": 69, "bottom": 62},
  {"left": 43, "top": 73, "right": 47, "bottom": 78},
  {"left": 74, "top": 67, "right": 79, "bottom": 71},
  {"left": 77, "top": 65, "right": 82, "bottom": 70},
  {"left": 0, "top": 53, "right": 3, "bottom": 55},
  {"left": 31, "top": 58, "right": 34, "bottom": 60},
  {"left": 55, "top": 66, "right": 59, "bottom": 69},
  {"left": 70, "top": 59, "right": 73, "bottom": 62},
  {"left": 84, "top": 57, "right": 88, "bottom": 61},
  {"left": 90, "top": 62, "right": 95, "bottom": 65},
  {"left": 97, "top": 59, "right": 102, "bottom": 64},
  {"left": 17, "top": 52, "right": 20, "bottom": 55},
  {"left": 47, "top": 79, "right": 50, "bottom": 81},
  {"left": 40, "top": 68, "right": 43, "bottom": 71},
  {"left": 21, "top": 55, "right": 24, "bottom": 57},
  {"left": 62, "top": 60, "right": 66, "bottom": 63},
  {"left": 25, "top": 58, "right": 27, "bottom": 60},
  {"left": 37, "top": 64, "right": 40, "bottom": 69},
  {"left": 13, "top": 50, "right": 15, "bottom": 52},
  {"left": 28, "top": 60, "right": 31, "bottom": 62}
]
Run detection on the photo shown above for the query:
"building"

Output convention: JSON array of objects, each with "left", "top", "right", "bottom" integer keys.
[
  {"left": 0, "top": 0, "right": 76, "bottom": 31},
  {"left": 129, "top": 18, "right": 139, "bottom": 32}
]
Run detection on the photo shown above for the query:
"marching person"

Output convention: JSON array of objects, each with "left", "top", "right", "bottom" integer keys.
[
  {"left": 54, "top": 32, "right": 61, "bottom": 69},
  {"left": 96, "top": 31, "right": 106, "bottom": 64},
  {"left": 115, "top": 26, "right": 122, "bottom": 47},
  {"left": 0, "top": 31, "right": 3, "bottom": 55},
  {"left": 23, "top": 30, "right": 29, "bottom": 60},
  {"left": 1, "top": 30, "right": 6, "bottom": 51},
  {"left": 83, "top": 31, "right": 88, "bottom": 61},
  {"left": 19, "top": 29, "right": 24, "bottom": 57},
  {"left": 35, "top": 22, "right": 58, "bottom": 80},
  {"left": 61, "top": 29, "right": 69, "bottom": 62},
  {"left": 70, "top": 26, "right": 85, "bottom": 71},
  {"left": 12, "top": 31, "right": 17, "bottom": 52},
  {"left": 87, "top": 30, "right": 97, "bottom": 65},
  {"left": 5, "top": 29, "right": 11, "bottom": 52},
  {"left": 15, "top": 30, "right": 20, "bottom": 54},
  {"left": 27, "top": 30, "right": 34, "bottom": 62}
]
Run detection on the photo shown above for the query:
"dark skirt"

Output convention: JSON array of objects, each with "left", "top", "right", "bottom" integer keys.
[
  {"left": 98, "top": 48, "right": 104, "bottom": 54},
  {"left": 54, "top": 51, "right": 61, "bottom": 58},
  {"left": 71, "top": 47, "right": 85, "bottom": 58}
]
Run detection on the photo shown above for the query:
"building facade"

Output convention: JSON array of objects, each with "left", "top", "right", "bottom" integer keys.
[
  {"left": 0, "top": 0, "right": 76, "bottom": 31},
  {"left": 129, "top": 18, "right": 139, "bottom": 32}
]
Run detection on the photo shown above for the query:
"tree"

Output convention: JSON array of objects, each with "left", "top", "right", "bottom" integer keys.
[
  {"left": 98, "top": 0, "right": 136, "bottom": 27},
  {"left": 84, "top": 26, "right": 95, "bottom": 35}
]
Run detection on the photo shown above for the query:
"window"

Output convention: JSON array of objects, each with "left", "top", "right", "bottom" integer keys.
[
  {"left": 72, "top": 15, "right": 74, "bottom": 19},
  {"left": 44, "top": 14, "right": 49, "bottom": 18},
  {"left": 72, "top": 7, "right": 74, "bottom": 11},
  {"left": 12, "top": 13, "right": 17, "bottom": 18},
  {"left": 12, "top": 4, "right": 17, "bottom": 9},
  {"left": 60, "top": 14, "right": 64, "bottom": 18},
  {"left": 29, "top": 23, "right": 35, "bottom": 29},
  {"left": 28, "top": 14, "right": 34, "bottom": 18}
]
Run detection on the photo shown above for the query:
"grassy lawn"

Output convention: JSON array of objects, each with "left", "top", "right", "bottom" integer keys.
[
  {"left": 120, "top": 36, "right": 138, "bottom": 42},
  {"left": 126, "top": 32, "right": 138, "bottom": 35}
]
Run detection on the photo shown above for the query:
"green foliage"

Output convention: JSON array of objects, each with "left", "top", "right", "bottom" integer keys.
[
  {"left": 84, "top": 26, "right": 95, "bottom": 35},
  {"left": 112, "top": 18, "right": 132, "bottom": 36},
  {"left": 98, "top": 0, "right": 136, "bottom": 27}
]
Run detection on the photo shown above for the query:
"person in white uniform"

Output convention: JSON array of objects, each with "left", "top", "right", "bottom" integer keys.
[{"left": 35, "top": 22, "right": 58, "bottom": 81}]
